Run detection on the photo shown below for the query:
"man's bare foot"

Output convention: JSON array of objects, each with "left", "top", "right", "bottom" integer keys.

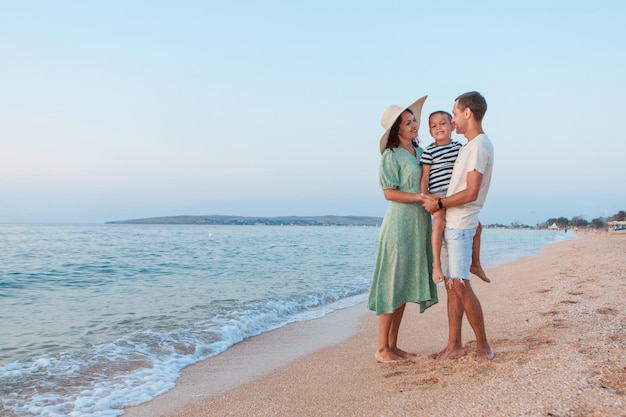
[
  {"left": 475, "top": 348, "right": 495, "bottom": 361},
  {"left": 470, "top": 265, "right": 491, "bottom": 283},
  {"left": 435, "top": 347, "right": 466, "bottom": 360},
  {"left": 392, "top": 347, "right": 417, "bottom": 359},
  {"left": 375, "top": 351, "right": 408, "bottom": 363}
]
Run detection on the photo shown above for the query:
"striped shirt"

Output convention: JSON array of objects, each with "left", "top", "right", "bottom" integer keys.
[{"left": 419, "top": 140, "right": 462, "bottom": 195}]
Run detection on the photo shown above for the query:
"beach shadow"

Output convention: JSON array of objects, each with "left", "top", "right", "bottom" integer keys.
[
  {"left": 598, "top": 368, "right": 626, "bottom": 396},
  {"left": 486, "top": 333, "right": 558, "bottom": 365},
  {"left": 592, "top": 340, "right": 626, "bottom": 396},
  {"left": 383, "top": 320, "right": 582, "bottom": 396},
  {"left": 389, "top": 351, "right": 498, "bottom": 393}
]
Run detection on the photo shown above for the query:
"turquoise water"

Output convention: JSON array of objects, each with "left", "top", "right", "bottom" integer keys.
[{"left": 0, "top": 224, "right": 574, "bottom": 416}]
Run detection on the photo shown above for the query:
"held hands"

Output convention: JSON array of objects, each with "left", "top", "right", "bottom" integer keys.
[{"left": 422, "top": 195, "right": 440, "bottom": 214}]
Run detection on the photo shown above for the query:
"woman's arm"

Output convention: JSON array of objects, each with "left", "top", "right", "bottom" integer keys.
[{"left": 383, "top": 189, "right": 424, "bottom": 204}]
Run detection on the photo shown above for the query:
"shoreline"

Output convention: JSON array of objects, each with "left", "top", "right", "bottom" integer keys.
[
  {"left": 124, "top": 231, "right": 625, "bottom": 416},
  {"left": 122, "top": 302, "right": 369, "bottom": 417}
]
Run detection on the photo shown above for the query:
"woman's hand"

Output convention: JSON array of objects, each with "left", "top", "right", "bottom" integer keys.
[{"left": 422, "top": 195, "right": 440, "bottom": 214}]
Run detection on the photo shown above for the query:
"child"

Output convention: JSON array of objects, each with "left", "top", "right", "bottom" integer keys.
[{"left": 420, "top": 111, "right": 490, "bottom": 284}]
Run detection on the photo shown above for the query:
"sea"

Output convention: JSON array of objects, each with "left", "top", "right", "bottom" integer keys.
[{"left": 0, "top": 223, "right": 575, "bottom": 417}]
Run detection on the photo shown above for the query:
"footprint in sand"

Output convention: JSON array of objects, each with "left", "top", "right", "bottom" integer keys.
[
  {"left": 550, "top": 318, "right": 572, "bottom": 329},
  {"left": 398, "top": 376, "right": 446, "bottom": 392},
  {"left": 540, "top": 310, "right": 560, "bottom": 316},
  {"left": 383, "top": 371, "right": 406, "bottom": 378},
  {"left": 414, "top": 376, "right": 444, "bottom": 386},
  {"left": 595, "top": 307, "right": 619, "bottom": 315}
]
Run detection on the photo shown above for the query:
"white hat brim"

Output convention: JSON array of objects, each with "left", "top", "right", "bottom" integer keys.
[{"left": 379, "top": 95, "right": 428, "bottom": 154}]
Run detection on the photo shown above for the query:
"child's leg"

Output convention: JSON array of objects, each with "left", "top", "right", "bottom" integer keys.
[
  {"left": 431, "top": 209, "right": 446, "bottom": 284},
  {"left": 470, "top": 222, "right": 491, "bottom": 283}
]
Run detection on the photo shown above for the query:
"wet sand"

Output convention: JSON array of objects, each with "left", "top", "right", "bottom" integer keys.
[{"left": 124, "top": 231, "right": 625, "bottom": 416}]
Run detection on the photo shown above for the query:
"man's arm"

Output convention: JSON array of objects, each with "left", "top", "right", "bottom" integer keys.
[{"left": 423, "top": 170, "right": 483, "bottom": 213}]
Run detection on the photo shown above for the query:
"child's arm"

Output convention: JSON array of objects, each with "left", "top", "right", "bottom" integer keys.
[{"left": 420, "top": 164, "right": 431, "bottom": 195}]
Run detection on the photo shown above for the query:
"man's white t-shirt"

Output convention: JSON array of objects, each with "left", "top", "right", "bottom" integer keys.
[{"left": 445, "top": 134, "right": 494, "bottom": 229}]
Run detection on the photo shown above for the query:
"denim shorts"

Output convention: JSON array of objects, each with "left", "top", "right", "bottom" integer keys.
[{"left": 441, "top": 227, "right": 477, "bottom": 281}]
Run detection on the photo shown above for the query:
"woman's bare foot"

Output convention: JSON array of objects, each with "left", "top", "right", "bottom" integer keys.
[
  {"left": 392, "top": 347, "right": 417, "bottom": 359},
  {"left": 435, "top": 347, "right": 466, "bottom": 360},
  {"left": 470, "top": 265, "right": 491, "bottom": 283},
  {"left": 375, "top": 350, "right": 408, "bottom": 363}
]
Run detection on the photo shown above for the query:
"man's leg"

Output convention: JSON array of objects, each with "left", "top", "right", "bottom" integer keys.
[
  {"left": 436, "top": 228, "right": 466, "bottom": 359},
  {"left": 451, "top": 280, "right": 494, "bottom": 360},
  {"left": 438, "top": 227, "right": 493, "bottom": 360},
  {"left": 436, "top": 279, "right": 465, "bottom": 359}
]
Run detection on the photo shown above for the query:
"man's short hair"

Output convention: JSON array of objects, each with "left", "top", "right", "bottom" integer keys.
[{"left": 455, "top": 91, "right": 487, "bottom": 121}]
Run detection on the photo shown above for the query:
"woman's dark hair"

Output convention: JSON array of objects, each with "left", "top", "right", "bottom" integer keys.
[{"left": 385, "top": 109, "right": 418, "bottom": 151}]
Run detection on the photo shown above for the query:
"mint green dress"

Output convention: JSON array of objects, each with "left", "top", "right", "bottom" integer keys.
[{"left": 368, "top": 147, "right": 438, "bottom": 315}]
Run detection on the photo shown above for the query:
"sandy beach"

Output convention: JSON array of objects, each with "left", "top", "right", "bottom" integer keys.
[{"left": 124, "top": 231, "right": 625, "bottom": 417}]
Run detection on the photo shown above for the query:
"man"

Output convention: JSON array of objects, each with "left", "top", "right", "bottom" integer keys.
[{"left": 422, "top": 91, "right": 495, "bottom": 361}]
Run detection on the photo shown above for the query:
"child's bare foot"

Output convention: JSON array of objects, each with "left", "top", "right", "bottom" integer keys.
[
  {"left": 435, "top": 347, "right": 466, "bottom": 360},
  {"left": 470, "top": 265, "right": 491, "bottom": 283}
]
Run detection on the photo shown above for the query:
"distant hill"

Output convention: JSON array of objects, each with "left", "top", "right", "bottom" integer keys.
[{"left": 106, "top": 215, "right": 383, "bottom": 226}]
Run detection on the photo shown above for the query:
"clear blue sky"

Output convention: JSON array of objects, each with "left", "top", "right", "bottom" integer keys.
[{"left": 1, "top": 1, "right": 624, "bottom": 225}]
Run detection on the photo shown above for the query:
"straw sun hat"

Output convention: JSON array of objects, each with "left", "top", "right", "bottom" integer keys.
[{"left": 378, "top": 95, "right": 428, "bottom": 154}]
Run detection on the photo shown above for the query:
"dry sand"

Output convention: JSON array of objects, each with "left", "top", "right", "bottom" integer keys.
[{"left": 124, "top": 231, "right": 625, "bottom": 417}]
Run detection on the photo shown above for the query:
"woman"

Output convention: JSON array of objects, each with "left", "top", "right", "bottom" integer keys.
[{"left": 368, "top": 95, "right": 438, "bottom": 363}]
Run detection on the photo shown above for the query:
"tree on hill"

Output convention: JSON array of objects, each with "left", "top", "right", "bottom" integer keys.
[
  {"left": 570, "top": 216, "right": 589, "bottom": 227},
  {"left": 591, "top": 217, "right": 606, "bottom": 229},
  {"left": 610, "top": 211, "right": 626, "bottom": 221},
  {"left": 542, "top": 210, "right": 624, "bottom": 230},
  {"left": 545, "top": 217, "right": 570, "bottom": 228}
]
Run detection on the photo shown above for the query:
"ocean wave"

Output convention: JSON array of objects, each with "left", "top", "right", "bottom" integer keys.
[{"left": 0, "top": 277, "right": 369, "bottom": 417}]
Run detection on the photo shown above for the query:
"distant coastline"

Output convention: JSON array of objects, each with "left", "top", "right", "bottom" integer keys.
[{"left": 106, "top": 215, "right": 383, "bottom": 226}]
